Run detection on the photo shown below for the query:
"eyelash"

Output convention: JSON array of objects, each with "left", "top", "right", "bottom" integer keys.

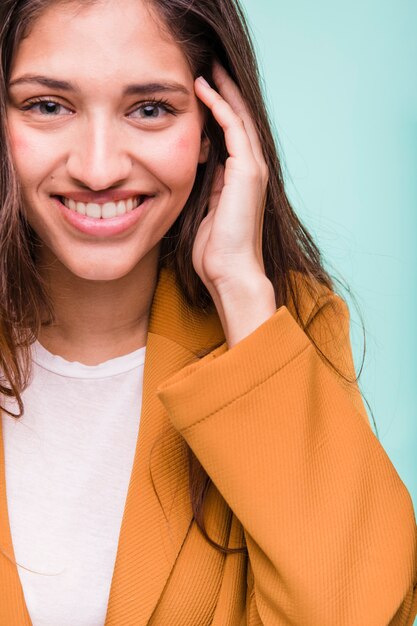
[
  {"left": 128, "top": 97, "right": 178, "bottom": 119},
  {"left": 21, "top": 97, "right": 71, "bottom": 114},
  {"left": 20, "top": 97, "right": 178, "bottom": 119}
]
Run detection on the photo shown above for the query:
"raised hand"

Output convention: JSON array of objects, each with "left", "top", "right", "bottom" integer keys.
[{"left": 193, "top": 63, "right": 276, "bottom": 347}]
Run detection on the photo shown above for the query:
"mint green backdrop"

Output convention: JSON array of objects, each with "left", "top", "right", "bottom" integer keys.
[{"left": 240, "top": 0, "right": 416, "bottom": 534}]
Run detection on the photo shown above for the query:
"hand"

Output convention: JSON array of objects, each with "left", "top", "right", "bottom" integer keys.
[
  {"left": 193, "top": 63, "right": 276, "bottom": 346},
  {"left": 193, "top": 63, "right": 268, "bottom": 295}
]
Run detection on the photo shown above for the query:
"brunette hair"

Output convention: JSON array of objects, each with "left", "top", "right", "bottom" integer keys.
[{"left": 0, "top": 0, "right": 374, "bottom": 555}]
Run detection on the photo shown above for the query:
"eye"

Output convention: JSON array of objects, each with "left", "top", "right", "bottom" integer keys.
[
  {"left": 128, "top": 99, "right": 176, "bottom": 121},
  {"left": 22, "top": 98, "right": 73, "bottom": 116}
]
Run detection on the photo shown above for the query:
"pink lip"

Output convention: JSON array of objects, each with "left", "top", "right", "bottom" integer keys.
[
  {"left": 53, "top": 196, "right": 151, "bottom": 238},
  {"left": 54, "top": 190, "right": 147, "bottom": 203}
]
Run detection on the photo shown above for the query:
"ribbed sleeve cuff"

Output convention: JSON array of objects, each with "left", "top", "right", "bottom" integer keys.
[{"left": 157, "top": 305, "right": 311, "bottom": 432}]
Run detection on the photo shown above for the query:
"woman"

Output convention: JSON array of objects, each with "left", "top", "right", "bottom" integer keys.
[{"left": 0, "top": 0, "right": 415, "bottom": 624}]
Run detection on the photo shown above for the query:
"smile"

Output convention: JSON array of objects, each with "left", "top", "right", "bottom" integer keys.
[{"left": 58, "top": 195, "right": 146, "bottom": 219}]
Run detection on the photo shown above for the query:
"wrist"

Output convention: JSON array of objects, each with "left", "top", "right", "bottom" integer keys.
[{"left": 211, "top": 273, "right": 277, "bottom": 347}]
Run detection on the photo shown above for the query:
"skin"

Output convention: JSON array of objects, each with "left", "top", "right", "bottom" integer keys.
[{"left": 7, "top": 0, "right": 276, "bottom": 363}]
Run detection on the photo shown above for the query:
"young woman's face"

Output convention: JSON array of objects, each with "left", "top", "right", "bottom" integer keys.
[{"left": 7, "top": 0, "right": 208, "bottom": 281}]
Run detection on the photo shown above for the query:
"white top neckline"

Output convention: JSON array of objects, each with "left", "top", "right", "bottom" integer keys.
[
  {"left": 32, "top": 340, "right": 146, "bottom": 380},
  {"left": 3, "top": 340, "right": 146, "bottom": 626}
]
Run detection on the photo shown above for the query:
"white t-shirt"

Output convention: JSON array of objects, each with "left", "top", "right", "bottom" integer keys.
[{"left": 1, "top": 341, "right": 146, "bottom": 626}]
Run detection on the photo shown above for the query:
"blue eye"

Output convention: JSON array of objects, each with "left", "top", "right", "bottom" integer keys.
[
  {"left": 129, "top": 100, "right": 176, "bottom": 120},
  {"left": 23, "top": 99, "right": 72, "bottom": 116},
  {"left": 138, "top": 104, "right": 162, "bottom": 118},
  {"left": 39, "top": 102, "right": 61, "bottom": 115}
]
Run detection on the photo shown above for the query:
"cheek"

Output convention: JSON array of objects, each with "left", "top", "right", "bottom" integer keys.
[
  {"left": 8, "top": 130, "right": 28, "bottom": 153},
  {"left": 8, "top": 127, "right": 55, "bottom": 187},
  {"left": 175, "top": 134, "right": 195, "bottom": 153},
  {"left": 150, "top": 129, "right": 202, "bottom": 189},
  {"left": 8, "top": 129, "right": 32, "bottom": 171}
]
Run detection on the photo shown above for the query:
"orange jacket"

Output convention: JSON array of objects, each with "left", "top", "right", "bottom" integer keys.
[{"left": 0, "top": 268, "right": 416, "bottom": 625}]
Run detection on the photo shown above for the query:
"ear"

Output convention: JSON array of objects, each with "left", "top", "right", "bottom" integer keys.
[{"left": 198, "top": 131, "right": 210, "bottom": 164}]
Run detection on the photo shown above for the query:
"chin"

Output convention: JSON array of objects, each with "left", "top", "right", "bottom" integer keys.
[
  {"left": 40, "top": 237, "right": 159, "bottom": 283},
  {"left": 75, "top": 270, "right": 129, "bottom": 282},
  {"left": 61, "top": 256, "right": 142, "bottom": 282}
]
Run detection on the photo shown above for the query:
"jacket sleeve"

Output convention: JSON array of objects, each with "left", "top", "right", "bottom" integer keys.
[{"left": 157, "top": 293, "right": 417, "bottom": 626}]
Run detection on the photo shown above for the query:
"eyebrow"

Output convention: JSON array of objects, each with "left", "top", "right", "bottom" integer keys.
[{"left": 8, "top": 75, "right": 191, "bottom": 96}]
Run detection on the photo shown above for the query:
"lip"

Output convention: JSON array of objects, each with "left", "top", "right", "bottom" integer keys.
[
  {"left": 53, "top": 195, "right": 152, "bottom": 238},
  {"left": 54, "top": 190, "right": 146, "bottom": 204}
]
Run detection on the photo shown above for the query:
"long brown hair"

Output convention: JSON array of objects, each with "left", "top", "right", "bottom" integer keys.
[{"left": 0, "top": 0, "right": 375, "bottom": 555}]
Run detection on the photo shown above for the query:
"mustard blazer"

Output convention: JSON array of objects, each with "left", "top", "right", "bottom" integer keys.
[{"left": 0, "top": 269, "right": 416, "bottom": 625}]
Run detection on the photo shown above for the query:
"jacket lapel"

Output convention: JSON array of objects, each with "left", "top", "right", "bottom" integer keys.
[
  {"left": 105, "top": 269, "right": 224, "bottom": 625},
  {"left": 0, "top": 268, "right": 223, "bottom": 625},
  {"left": 0, "top": 423, "right": 32, "bottom": 625}
]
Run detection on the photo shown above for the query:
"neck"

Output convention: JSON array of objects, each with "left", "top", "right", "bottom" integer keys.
[{"left": 37, "top": 249, "right": 159, "bottom": 365}]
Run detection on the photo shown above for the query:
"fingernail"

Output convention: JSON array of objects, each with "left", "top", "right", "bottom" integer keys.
[{"left": 197, "top": 76, "right": 211, "bottom": 88}]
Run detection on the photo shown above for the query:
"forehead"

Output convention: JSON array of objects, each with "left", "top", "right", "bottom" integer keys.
[{"left": 10, "top": 0, "right": 192, "bottom": 86}]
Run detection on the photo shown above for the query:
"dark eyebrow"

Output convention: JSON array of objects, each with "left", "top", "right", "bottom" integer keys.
[
  {"left": 8, "top": 75, "right": 191, "bottom": 96},
  {"left": 8, "top": 75, "right": 75, "bottom": 91},
  {"left": 123, "top": 82, "right": 190, "bottom": 97}
]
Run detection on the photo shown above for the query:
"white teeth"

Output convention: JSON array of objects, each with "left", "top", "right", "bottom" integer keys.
[
  {"left": 102, "top": 202, "right": 117, "bottom": 219},
  {"left": 116, "top": 200, "right": 125, "bottom": 216},
  {"left": 62, "top": 196, "right": 142, "bottom": 218},
  {"left": 86, "top": 203, "right": 101, "bottom": 218}
]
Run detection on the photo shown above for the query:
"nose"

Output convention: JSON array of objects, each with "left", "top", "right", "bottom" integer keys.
[{"left": 66, "top": 115, "right": 133, "bottom": 190}]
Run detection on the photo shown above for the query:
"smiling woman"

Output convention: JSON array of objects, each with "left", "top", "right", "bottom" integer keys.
[
  {"left": 6, "top": 0, "right": 208, "bottom": 288},
  {"left": 0, "top": 0, "right": 416, "bottom": 625}
]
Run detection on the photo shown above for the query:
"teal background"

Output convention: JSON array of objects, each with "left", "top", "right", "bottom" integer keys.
[{"left": 240, "top": 0, "right": 416, "bottom": 533}]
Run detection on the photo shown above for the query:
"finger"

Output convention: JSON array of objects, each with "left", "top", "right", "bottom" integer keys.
[
  {"left": 194, "top": 76, "right": 257, "bottom": 172},
  {"left": 211, "top": 62, "right": 266, "bottom": 168}
]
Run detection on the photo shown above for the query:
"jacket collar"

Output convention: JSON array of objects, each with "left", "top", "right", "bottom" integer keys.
[
  {"left": 105, "top": 268, "right": 224, "bottom": 624},
  {"left": 0, "top": 268, "right": 224, "bottom": 626}
]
